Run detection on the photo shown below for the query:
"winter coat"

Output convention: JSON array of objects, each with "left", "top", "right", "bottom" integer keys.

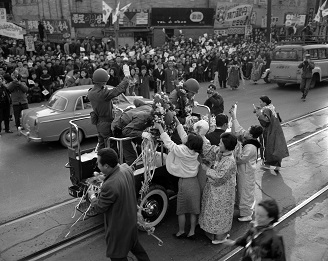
[
  {"left": 204, "top": 92, "right": 224, "bottom": 115},
  {"left": 8, "top": 80, "right": 28, "bottom": 105},
  {"left": 90, "top": 164, "right": 138, "bottom": 258},
  {"left": 164, "top": 68, "right": 178, "bottom": 93},
  {"left": 298, "top": 60, "right": 315, "bottom": 79},
  {"left": 161, "top": 124, "right": 200, "bottom": 178},
  {"left": 111, "top": 104, "right": 153, "bottom": 137}
]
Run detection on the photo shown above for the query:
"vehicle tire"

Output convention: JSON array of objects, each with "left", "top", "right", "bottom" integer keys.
[
  {"left": 60, "top": 129, "right": 83, "bottom": 148},
  {"left": 138, "top": 185, "right": 169, "bottom": 230},
  {"left": 310, "top": 74, "right": 319, "bottom": 89},
  {"left": 277, "top": 83, "right": 286, "bottom": 88}
]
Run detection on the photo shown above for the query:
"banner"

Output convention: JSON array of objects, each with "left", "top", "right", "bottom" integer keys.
[
  {"left": 214, "top": 3, "right": 253, "bottom": 29},
  {"left": 0, "top": 22, "right": 25, "bottom": 39},
  {"left": 24, "top": 19, "right": 70, "bottom": 37},
  {"left": 119, "top": 10, "right": 149, "bottom": 26},
  {"left": 285, "top": 14, "right": 306, "bottom": 27},
  {"left": 0, "top": 8, "right": 6, "bottom": 22},
  {"left": 71, "top": 13, "right": 109, "bottom": 28},
  {"left": 25, "top": 35, "right": 35, "bottom": 52}
]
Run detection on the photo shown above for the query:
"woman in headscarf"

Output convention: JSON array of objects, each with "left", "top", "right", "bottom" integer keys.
[
  {"left": 251, "top": 54, "right": 264, "bottom": 83},
  {"left": 254, "top": 96, "right": 289, "bottom": 173}
]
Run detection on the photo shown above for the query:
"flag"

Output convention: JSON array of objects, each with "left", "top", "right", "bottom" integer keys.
[
  {"left": 102, "top": 1, "right": 113, "bottom": 23},
  {"left": 314, "top": 0, "right": 327, "bottom": 22},
  {"left": 120, "top": 3, "right": 131, "bottom": 13},
  {"left": 322, "top": 0, "right": 328, "bottom": 17},
  {"left": 162, "top": 28, "right": 165, "bottom": 33},
  {"left": 112, "top": 2, "right": 120, "bottom": 24}
]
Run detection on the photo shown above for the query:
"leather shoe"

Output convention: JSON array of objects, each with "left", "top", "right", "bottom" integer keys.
[{"left": 5, "top": 130, "right": 13, "bottom": 133}]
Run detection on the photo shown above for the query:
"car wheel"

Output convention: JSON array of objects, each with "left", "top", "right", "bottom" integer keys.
[
  {"left": 277, "top": 83, "right": 286, "bottom": 88},
  {"left": 60, "top": 129, "right": 83, "bottom": 148},
  {"left": 138, "top": 185, "right": 169, "bottom": 230}
]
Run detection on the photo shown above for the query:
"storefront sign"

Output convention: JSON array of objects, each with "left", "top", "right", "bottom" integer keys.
[
  {"left": 119, "top": 10, "right": 149, "bottom": 27},
  {"left": 0, "top": 22, "right": 25, "bottom": 39},
  {"left": 25, "top": 35, "right": 35, "bottom": 51},
  {"left": 285, "top": 14, "right": 306, "bottom": 27},
  {"left": 151, "top": 8, "right": 214, "bottom": 26},
  {"left": 24, "top": 19, "right": 70, "bottom": 37},
  {"left": 71, "top": 13, "right": 108, "bottom": 28},
  {"left": 245, "top": 25, "right": 252, "bottom": 35},
  {"left": 0, "top": 8, "right": 6, "bottom": 22},
  {"left": 214, "top": 3, "right": 253, "bottom": 29}
]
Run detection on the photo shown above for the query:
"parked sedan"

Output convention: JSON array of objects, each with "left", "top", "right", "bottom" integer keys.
[{"left": 20, "top": 85, "right": 152, "bottom": 147}]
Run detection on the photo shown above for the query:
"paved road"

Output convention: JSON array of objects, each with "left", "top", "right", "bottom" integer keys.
[
  {"left": 1, "top": 80, "right": 328, "bottom": 223},
  {"left": 22, "top": 126, "right": 328, "bottom": 261}
]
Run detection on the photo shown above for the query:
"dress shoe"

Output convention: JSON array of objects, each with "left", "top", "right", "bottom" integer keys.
[
  {"left": 212, "top": 234, "right": 230, "bottom": 244},
  {"left": 5, "top": 130, "right": 13, "bottom": 133}
]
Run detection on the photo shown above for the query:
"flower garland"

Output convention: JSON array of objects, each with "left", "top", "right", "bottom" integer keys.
[{"left": 151, "top": 92, "right": 176, "bottom": 136}]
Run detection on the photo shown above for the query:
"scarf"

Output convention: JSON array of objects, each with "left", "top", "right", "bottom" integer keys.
[{"left": 262, "top": 104, "right": 277, "bottom": 118}]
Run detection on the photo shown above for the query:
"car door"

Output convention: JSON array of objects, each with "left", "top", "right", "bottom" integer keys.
[{"left": 73, "top": 95, "right": 97, "bottom": 138}]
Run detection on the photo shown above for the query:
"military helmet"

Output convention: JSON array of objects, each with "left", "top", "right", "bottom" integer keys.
[
  {"left": 92, "top": 68, "right": 109, "bottom": 83},
  {"left": 183, "top": 78, "right": 200, "bottom": 94}
]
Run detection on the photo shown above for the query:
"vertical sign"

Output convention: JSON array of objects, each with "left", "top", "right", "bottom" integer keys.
[
  {"left": 25, "top": 35, "right": 35, "bottom": 52},
  {"left": 0, "top": 8, "right": 6, "bottom": 22}
]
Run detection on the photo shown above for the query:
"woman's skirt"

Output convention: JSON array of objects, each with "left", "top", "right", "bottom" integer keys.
[{"left": 176, "top": 176, "right": 201, "bottom": 215}]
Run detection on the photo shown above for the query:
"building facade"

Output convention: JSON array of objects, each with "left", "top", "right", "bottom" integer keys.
[{"left": 9, "top": 0, "right": 322, "bottom": 46}]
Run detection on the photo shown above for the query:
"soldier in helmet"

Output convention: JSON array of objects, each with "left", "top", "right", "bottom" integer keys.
[
  {"left": 88, "top": 68, "right": 130, "bottom": 150},
  {"left": 169, "top": 78, "right": 200, "bottom": 123}
]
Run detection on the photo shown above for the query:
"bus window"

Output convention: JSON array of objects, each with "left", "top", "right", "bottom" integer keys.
[
  {"left": 309, "top": 49, "right": 318, "bottom": 59},
  {"left": 319, "top": 49, "right": 327, "bottom": 59},
  {"left": 273, "top": 50, "right": 298, "bottom": 61}
]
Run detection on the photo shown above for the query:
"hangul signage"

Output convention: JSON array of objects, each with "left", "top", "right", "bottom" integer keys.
[
  {"left": 0, "top": 8, "right": 6, "bottom": 22},
  {"left": 25, "top": 35, "right": 35, "bottom": 51},
  {"left": 151, "top": 8, "right": 214, "bottom": 26},
  {"left": 24, "top": 19, "right": 70, "bottom": 37},
  {"left": 71, "top": 13, "right": 109, "bottom": 28},
  {"left": 119, "top": 10, "right": 149, "bottom": 27}
]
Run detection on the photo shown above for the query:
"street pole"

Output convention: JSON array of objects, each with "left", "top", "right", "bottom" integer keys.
[
  {"left": 266, "top": 0, "right": 272, "bottom": 42},
  {"left": 114, "top": 0, "right": 119, "bottom": 49}
]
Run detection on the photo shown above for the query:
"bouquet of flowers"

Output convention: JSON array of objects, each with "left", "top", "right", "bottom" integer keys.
[
  {"left": 202, "top": 114, "right": 217, "bottom": 133},
  {"left": 176, "top": 87, "right": 194, "bottom": 119},
  {"left": 151, "top": 92, "right": 176, "bottom": 136}
]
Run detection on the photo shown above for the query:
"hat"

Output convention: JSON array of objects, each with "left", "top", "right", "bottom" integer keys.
[
  {"left": 123, "top": 57, "right": 129, "bottom": 61},
  {"left": 66, "top": 57, "right": 72, "bottom": 61},
  {"left": 83, "top": 56, "right": 89, "bottom": 60}
]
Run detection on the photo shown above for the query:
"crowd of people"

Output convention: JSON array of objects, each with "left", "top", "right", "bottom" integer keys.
[{"left": 0, "top": 31, "right": 289, "bottom": 260}]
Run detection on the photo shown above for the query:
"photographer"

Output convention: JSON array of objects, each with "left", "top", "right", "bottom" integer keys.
[
  {"left": 7, "top": 72, "right": 28, "bottom": 130},
  {"left": 298, "top": 53, "right": 314, "bottom": 101},
  {"left": 204, "top": 84, "right": 224, "bottom": 116}
]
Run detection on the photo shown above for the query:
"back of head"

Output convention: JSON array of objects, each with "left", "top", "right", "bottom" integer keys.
[
  {"left": 260, "top": 95, "right": 271, "bottom": 105},
  {"left": 97, "top": 148, "right": 118, "bottom": 168},
  {"left": 185, "top": 133, "right": 203, "bottom": 154},
  {"left": 220, "top": 132, "right": 237, "bottom": 151},
  {"left": 133, "top": 99, "right": 146, "bottom": 107},
  {"left": 249, "top": 125, "right": 263, "bottom": 139},
  {"left": 215, "top": 113, "right": 228, "bottom": 127},
  {"left": 258, "top": 199, "right": 280, "bottom": 224}
]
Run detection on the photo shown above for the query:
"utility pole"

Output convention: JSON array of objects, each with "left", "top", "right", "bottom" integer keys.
[
  {"left": 266, "top": 0, "right": 272, "bottom": 42},
  {"left": 114, "top": 0, "right": 119, "bottom": 49}
]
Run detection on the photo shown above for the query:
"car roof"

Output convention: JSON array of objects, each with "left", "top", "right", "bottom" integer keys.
[
  {"left": 56, "top": 85, "right": 114, "bottom": 96},
  {"left": 275, "top": 44, "right": 328, "bottom": 50}
]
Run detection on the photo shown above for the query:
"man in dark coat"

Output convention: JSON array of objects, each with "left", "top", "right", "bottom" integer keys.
[
  {"left": 111, "top": 100, "right": 153, "bottom": 165},
  {"left": 153, "top": 61, "right": 165, "bottom": 93},
  {"left": 0, "top": 78, "right": 12, "bottom": 133},
  {"left": 164, "top": 60, "right": 178, "bottom": 94},
  {"left": 88, "top": 148, "right": 150, "bottom": 261},
  {"left": 217, "top": 54, "right": 229, "bottom": 89},
  {"left": 298, "top": 53, "right": 315, "bottom": 101},
  {"left": 205, "top": 113, "right": 229, "bottom": 146},
  {"left": 204, "top": 84, "right": 224, "bottom": 116}
]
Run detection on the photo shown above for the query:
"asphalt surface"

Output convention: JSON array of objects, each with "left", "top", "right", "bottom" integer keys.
[{"left": 1, "top": 79, "right": 328, "bottom": 261}]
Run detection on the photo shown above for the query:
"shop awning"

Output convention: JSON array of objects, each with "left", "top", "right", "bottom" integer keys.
[{"left": 0, "top": 22, "right": 26, "bottom": 39}]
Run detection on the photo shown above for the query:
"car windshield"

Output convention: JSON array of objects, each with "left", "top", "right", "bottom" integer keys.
[
  {"left": 46, "top": 94, "right": 67, "bottom": 111},
  {"left": 113, "top": 94, "right": 131, "bottom": 105},
  {"left": 273, "top": 50, "right": 299, "bottom": 61}
]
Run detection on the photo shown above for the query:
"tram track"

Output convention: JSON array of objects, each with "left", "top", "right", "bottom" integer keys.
[{"left": 2, "top": 106, "right": 328, "bottom": 261}]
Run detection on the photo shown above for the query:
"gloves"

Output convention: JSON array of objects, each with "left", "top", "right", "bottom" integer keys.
[{"left": 142, "top": 132, "right": 152, "bottom": 140}]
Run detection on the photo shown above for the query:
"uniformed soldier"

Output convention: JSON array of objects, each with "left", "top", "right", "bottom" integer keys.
[{"left": 88, "top": 68, "right": 130, "bottom": 150}]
